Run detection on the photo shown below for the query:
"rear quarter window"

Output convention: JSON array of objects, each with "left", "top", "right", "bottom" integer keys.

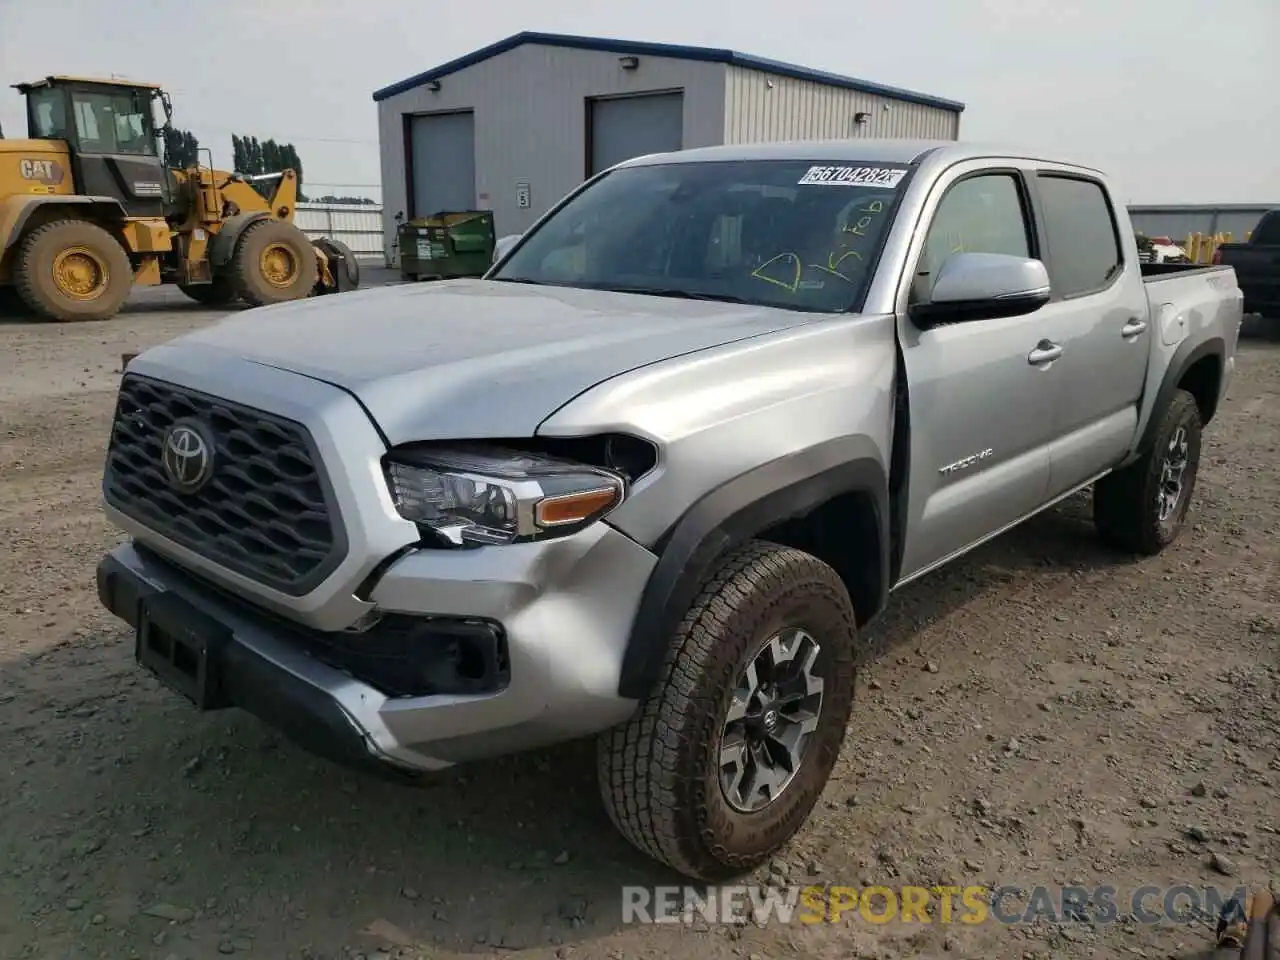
[{"left": 1035, "top": 174, "right": 1123, "bottom": 298}]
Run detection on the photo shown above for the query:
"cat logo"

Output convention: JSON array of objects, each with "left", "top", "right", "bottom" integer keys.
[{"left": 18, "top": 158, "right": 64, "bottom": 185}]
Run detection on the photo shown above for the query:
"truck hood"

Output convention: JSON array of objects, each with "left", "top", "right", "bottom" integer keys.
[{"left": 172, "top": 278, "right": 821, "bottom": 444}]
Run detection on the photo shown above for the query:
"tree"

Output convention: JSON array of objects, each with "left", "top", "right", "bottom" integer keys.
[
  {"left": 162, "top": 126, "right": 200, "bottom": 168},
  {"left": 262, "top": 138, "right": 280, "bottom": 175},
  {"left": 231, "top": 133, "right": 305, "bottom": 200}
]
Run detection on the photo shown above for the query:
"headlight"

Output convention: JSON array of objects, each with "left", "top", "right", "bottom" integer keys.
[{"left": 384, "top": 443, "right": 626, "bottom": 546}]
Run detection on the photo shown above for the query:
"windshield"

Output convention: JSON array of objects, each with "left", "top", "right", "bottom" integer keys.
[
  {"left": 70, "top": 89, "right": 155, "bottom": 156},
  {"left": 491, "top": 159, "right": 910, "bottom": 313}
]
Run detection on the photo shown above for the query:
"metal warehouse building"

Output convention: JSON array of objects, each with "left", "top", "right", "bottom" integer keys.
[{"left": 373, "top": 31, "right": 965, "bottom": 256}]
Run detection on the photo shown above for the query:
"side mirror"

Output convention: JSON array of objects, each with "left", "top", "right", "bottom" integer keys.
[
  {"left": 493, "top": 233, "right": 522, "bottom": 264},
  {"left": 910, "top": 252, "right": 1051, "bottom": 327}
]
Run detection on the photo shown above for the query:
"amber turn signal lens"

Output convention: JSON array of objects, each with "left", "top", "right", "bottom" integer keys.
[{"left": 534, "top": 486, "right": 620, "bottom": 527}]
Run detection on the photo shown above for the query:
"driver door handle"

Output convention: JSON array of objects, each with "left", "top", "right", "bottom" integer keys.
[
  {"left": 1122, "top": 317, "right": 1148, "bottom": 338},
  {"left": 1027, "top": 340, "right": 1063, "bottom": 366}
]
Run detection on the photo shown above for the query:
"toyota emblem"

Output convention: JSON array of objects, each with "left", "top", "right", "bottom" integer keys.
[{"left": 161, "top": 420, "right": 214, "bottom": 493}]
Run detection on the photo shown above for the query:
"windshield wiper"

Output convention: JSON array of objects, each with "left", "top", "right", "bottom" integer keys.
[{"left": 587, "top": 284, "right": 757, "bottom": 305}]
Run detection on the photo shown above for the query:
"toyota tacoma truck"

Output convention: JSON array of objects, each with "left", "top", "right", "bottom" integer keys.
[{"left": 96, "top": 140, "right": 1243, "bottom": 881}]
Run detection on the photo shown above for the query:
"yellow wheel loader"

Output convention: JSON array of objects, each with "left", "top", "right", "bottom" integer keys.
[{"left": 0, "top": 76, "right": 358, "bottom": 322}]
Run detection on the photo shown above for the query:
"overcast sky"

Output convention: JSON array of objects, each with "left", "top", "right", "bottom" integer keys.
[{"left": 1, "top": 0, "right": 1275, "bottom": 206}]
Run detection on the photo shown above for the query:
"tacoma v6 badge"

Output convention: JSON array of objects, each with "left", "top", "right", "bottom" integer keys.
[{"left": 939, "top": 448, "right": 994, "bottom": 476}]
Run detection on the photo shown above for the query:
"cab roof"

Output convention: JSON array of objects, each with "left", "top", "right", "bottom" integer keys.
[
  {"left": 618, "top": 138, "right": 1104, "bottom": 175},
  {"left": 13, "top": 75, "right": 163, "bottom": 93}
]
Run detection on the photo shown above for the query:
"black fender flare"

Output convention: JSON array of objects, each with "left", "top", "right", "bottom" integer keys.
[
  {"left": 208, "top": 212, "right": 272, "bottom": 268},
  {"left": 616, "top": 436, "right": 890, "bottom": 700},
  {"left": 1135, "top": 335, "right": 1225, "bottom": 455},
  {"left": 2, "top": 196, "right": 126, "bottom": 251}
]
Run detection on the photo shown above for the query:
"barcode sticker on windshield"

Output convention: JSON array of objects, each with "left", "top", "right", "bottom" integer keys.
[{"left": 797, "top": 165, "right": 907, "bottom": 188}]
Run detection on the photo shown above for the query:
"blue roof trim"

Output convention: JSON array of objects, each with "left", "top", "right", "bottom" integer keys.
[{"left": 372, "top": 31, "right": 965, "bottom": 113}]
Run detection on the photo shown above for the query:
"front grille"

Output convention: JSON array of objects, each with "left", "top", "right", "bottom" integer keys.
[{"left": 105, "top": 374, "right": 345, "bottom": 595}]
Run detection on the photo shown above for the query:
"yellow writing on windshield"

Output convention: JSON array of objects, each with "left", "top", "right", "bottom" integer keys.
[
  {"left": 750, "top": 194, "right": 887, "bottom": 293},
  {"left": 842, "top": 199, "right": 885, "bottom": 238},
  {"left": 826, "top": 249, "right": 863, "bottom": 275},
  {"left": 751, "top": 252, "right": 803, "bottom": 292}
]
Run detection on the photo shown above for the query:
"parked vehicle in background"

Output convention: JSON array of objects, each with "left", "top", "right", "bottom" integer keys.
[
  {"left": 96, "top": 140, "right": 1243, "bottom": 882},
  {"left": 1215, "top": 208, "right": 1280, "bottom": 319},
  {"left": 0, "top": 76, "right": 357, "bottom": 322}
]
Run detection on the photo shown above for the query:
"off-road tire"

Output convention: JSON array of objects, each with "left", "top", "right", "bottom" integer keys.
[
  {"left": 13, "top": 219, "right": 132, "bottom": 322},
  {"left": 178, "top": 277, "right": 237, "bottom": 306},
  {"left": 229, "top": 219, "right": 317, "bottom": 307},
  {"left": 1093, "top": 388, "right": 1202, "bottom": 555},
  {"left": 598, "top": 540, "right": 858, "bottom": 881}
]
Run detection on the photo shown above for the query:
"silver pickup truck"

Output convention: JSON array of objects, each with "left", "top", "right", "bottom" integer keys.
[{"left": 96, "top": 140, "right": 1243, "bottom": 881}]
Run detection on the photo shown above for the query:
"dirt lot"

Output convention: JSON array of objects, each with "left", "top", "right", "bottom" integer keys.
[{"left": 0, "top": 286, "right": 1276, "bottom": 960}]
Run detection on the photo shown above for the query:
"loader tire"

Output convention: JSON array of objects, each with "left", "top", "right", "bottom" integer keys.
[
  {"left": 13, "top": 219, "right": 133, "bottom": 322},
  {"left": 178, "top": 277, "right": 237, "bottom": 306},
  {"left": 230, "top": 219, "right": 317, "bottom": 307}
]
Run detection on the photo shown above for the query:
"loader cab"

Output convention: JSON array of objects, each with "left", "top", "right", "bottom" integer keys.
[{"left": 16, "top": 76, "right": 170, "bottom": 218}]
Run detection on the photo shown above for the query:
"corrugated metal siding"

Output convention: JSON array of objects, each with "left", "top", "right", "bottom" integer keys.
[
  {"left": 377, "top": 44, "right": 725, "bottom": 258},
  {"left": 1127, "top": 204, "right": 1277, "bottom": 241},
  {"left": 723, "top": 65, "right": 959, "bottom": 144},
  {"left": 294, "top": 203, "right": 383, "bottom": 257}
]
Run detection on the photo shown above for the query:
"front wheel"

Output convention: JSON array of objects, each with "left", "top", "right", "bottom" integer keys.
[
  {"left": 229, "top": 219, "right": 318, "bottom": 307},
  {"left": 598, "top": 540, "right": 857, "bottom": 881},
  {"left": 1093, "top": 388, "right": 1203, "bottom": 554}
]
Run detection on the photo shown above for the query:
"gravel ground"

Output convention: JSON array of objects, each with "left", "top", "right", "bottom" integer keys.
[{"left": 0, "top": 284, "right": 1276, "bottom": 960}]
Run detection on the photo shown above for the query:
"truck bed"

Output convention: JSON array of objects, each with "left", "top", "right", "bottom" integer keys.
[
  {"left": 1134, "top": 263, "right": 1241, "bottom": 398},
  {"left": 1139, "top": 262, "right": 1231, "bottom": 281}
]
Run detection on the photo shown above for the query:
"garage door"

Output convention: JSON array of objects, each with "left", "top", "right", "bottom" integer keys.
[
  {"left": 409, "top": 111, "right": 476, "bottom": 216},
  {"left": 588, "top": 92, "right": 684, "bottom": 176}
]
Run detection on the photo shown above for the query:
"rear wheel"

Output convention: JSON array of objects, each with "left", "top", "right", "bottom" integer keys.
[
  {"left": 13, "top": 219, "right": 133, "bottom": 321},
  {"left": 178, "top": 277, "right": 237, "bottom": 306},
  {"left": 229, "top": 219, "right": 317, "bottom": 307},
  {"left": 1093, "top": 388, "right": 1202, "bottom": 554},
  {"left": 598, "top": 540, "right": 858, "bottom": 881}
]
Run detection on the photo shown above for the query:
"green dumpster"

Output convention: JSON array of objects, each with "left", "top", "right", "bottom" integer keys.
[{"left": 398, "top": 211, "right": 497, "bottom": 281}]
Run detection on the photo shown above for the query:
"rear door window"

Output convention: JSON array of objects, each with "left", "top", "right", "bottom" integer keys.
[{"left": 1035, "top": 174, "right": 1123, "bottom": 298}]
